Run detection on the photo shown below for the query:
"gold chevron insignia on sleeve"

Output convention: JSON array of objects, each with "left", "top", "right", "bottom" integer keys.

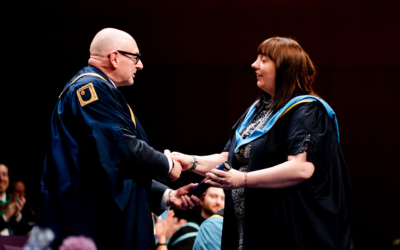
[{"left": 77, "top": 83, "right": 99, "bottom": 107}]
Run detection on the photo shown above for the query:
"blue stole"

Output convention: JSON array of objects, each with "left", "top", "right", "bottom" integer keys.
[{"left": 234, "top": 95, "right": 340, "bottom": 152}]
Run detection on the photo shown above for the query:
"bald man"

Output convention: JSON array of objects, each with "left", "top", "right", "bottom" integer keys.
[{"left": 37, "top": 28, "right": 200, "bottom": 250}]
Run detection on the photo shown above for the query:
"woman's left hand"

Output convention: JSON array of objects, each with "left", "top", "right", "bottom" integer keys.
[{"left": 205, "top": 168, "right": 245, "bottom": 190}]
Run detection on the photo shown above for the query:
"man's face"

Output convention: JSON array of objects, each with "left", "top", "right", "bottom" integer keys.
[
  {"left": 201, "top": 187, "right": 225, "bottom": 218},
  {"left": 0, "top": 165, "right": 9, "bottom": 195},
  {"left": 114, "top": 42, "right": 143, "bottom": 87}
]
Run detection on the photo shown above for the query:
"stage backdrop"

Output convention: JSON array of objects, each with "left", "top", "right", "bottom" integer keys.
[{"left": 1, "top": 0, "right": 399, "bottom": 249}]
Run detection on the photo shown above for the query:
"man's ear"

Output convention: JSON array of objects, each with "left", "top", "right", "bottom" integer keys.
[{"left": 109, "top": 51, "right": 119, "bottom": 69}]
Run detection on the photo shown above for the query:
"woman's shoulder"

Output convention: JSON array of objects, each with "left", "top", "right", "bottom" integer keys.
[
  {"left": 282, "top": 99, "right": 328, "bottom": 125},
  {"left": 285, "top": 100, "right": 326, "bottom": 120},
  {"left": 283, "top": 99, "right": 338, "bottom": 137}
]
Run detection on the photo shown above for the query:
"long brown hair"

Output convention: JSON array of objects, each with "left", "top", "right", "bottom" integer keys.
[{"left": 255, "top": 37, "right": 317, "bottom": 111}]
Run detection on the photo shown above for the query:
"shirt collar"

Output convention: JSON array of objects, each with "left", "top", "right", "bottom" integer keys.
[
  {"left": 0, "top": 193, "right": 6, "bottom": 202},
  {"left": 109, "top": 79, "right": 117, "bottom": 88}
]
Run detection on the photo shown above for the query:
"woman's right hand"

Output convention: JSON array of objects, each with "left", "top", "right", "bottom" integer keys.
[{"left": 171, "top": 152, "right": 195, "bottom": 171}]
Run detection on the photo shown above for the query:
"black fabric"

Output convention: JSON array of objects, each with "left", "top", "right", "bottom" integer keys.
[
  {"left": 0, "top": 215, "right": 32, "bottom": 235},
  {"left": 168, "top": 213, "right": 205, "bottom": 250},
  {"left": 222, "top": 101, "right": 353, "bottom": 250}
]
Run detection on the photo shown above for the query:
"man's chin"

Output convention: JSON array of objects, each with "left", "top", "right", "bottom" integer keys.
[{"left": 211, "top": 207, "right": 222, "bottom": 214}]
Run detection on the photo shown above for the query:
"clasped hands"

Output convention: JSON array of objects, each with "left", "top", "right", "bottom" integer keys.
[
  {"left": 170, "top": 152, "right": 246, "bottom": 190},
  {"left": 163, "top": 150, "right": 201, "bottom": 210},
  {"left": 164, "top": 149, "right": 182, "bottom": 181},
  {"left": 163, "top": 150, "right": 245, "bottom": 210},
  {"left": 3, "top": 196, "right": 26, "bottom": 221}
]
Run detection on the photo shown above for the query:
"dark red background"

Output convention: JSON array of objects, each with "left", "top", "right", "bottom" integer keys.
[{"left": 1, "top": 0, "right": 399, "bottom": 249}]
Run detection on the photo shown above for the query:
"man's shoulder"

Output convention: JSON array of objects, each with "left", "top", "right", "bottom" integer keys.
[
  {"left": 62, "top": 66, "right": 112, "bottom": 95},
  {"left": 200, "top": 215, "right": 223, "bottom": 230},
  {"left": 61, "top": 67, "right": 119, "bottom": 107},
  {"left": 70, "top": 70, "right": 110, "bottom": 91}
]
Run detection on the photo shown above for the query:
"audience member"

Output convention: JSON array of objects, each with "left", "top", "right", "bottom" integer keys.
[
  {"left": 59, "top": 236, "right": 97, "bottom": 250},
  {"left": 155, "top": 210, "right": 176, "bottom": 250},
  {"left": 192, "top": 208, "right": 224, "bottom": 250},
  {"left": 168, "top": 187, "right": 225, "bottom": 250},
  {"left": 12, "top": 181, "right": 25, "bottom": 198},
  {"left": 153, "top": 210, "right": 187, "bottom": 245},
  {"left": 11, "top": 181, "right": 35, "bottom": 226},
  {"left": 0, "top": 164, "right": 32, "bottom": 235}
]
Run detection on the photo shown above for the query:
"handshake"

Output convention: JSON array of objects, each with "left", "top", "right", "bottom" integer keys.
[
  {"left": 162, "top": 150, "right": 202, "bottom": 210},
  {"left": 162, "top": 150, "right": 237, "bottom": 209},
  {"left": 164, "top": 150, "right": 194, "bottom": 181}
]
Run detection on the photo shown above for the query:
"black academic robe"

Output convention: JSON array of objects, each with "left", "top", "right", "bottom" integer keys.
[
  {"left": 168, "top": 212, "right": 205, "bottom": 250},
  {"left": 37, "top": 66, "right": 169, "bottom": 250},
  {"left": 222, "top": 101, "right": 353, "bottom": 250}
]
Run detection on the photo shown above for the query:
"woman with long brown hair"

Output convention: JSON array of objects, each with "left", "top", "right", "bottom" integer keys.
[{"left": 173, "top": 37, "right": 353, "bottom": 250}]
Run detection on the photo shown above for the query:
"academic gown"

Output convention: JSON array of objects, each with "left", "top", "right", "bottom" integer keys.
[
  {"left": 221, "top": 101, "right": 353, "bottom": 250},
  {"left": 37, "top": 66, "right": 169, "bottom": 250}
]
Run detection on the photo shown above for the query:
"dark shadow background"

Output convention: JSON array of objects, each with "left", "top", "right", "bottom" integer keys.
[{"left": 1, "top": 0, "right": 400, "bottom": 249}]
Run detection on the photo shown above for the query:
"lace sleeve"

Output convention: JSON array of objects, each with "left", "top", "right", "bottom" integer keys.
[{"left": 298, "top": 134, "right": 311, "bottom": 154}]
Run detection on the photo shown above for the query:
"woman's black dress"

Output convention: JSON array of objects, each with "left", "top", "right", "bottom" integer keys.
[{"left": 221, "top": 100, "right": 353, "bottom": 250}]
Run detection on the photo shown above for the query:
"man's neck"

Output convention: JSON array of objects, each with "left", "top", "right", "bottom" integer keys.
[
  {"left": 88, "top": 64, "right": 117, "bottom": 88},
  {"left": 200, "top": 209, "right": 211, "bottom": 220}
]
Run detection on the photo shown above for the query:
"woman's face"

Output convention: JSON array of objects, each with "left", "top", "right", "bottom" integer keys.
[{"left": 251, "top": 55, "right": 276, "bottom": 97}]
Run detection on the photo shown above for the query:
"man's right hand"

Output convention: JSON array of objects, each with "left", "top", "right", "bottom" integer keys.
[
  {"left": 168, "top": 160, "right": 182, "bottom": 181},
  {"left": 165, "top": 150, "right": 182, "bottom": 181},
  {"left": 171, "top": 152, "right": 195, "bottom": 171}
]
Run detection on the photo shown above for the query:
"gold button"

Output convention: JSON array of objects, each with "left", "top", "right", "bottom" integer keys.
[{"left": 81, "top": 90, "right": 85, "bottom": 96}]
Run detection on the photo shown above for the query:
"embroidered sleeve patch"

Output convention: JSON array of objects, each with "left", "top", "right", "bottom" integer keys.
[{"left": 77, "top": 83, "right": 99, "bottom": 107}]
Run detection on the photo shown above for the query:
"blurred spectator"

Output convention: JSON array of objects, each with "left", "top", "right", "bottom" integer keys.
[
  {"left": 12, "top": 181, "right": 26, "bottom": 199},
  {"left": 155, "top": 210, "right": 176, "bottom": 250},
  {"left": 59, "top": 236, "right": 97, "bottom": 250},
  {"left": 168, "top": 187, "right": 224, "bottom": 250},
  {"left": 0, "top": 163, "right": 32, "bottom": 235},
  {"left": 12, "top": 180, "right": 36, "bottom": 225},
  {"left": 153, "top": 210, "right": 187, "bottom": 245},
  {"left": 24, "top": 226, "right": 55, "bottom": 250},
  {"left": 192, "top": 208, "right": 224, "bottom": 250}
]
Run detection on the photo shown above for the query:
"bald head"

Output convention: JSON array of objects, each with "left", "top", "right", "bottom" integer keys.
[
  {"left": 88, "top": 28, "right": 143, "bottom": 87},
  {"left": 89, "top": 28, "right": 137, "bottom": 57}
]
